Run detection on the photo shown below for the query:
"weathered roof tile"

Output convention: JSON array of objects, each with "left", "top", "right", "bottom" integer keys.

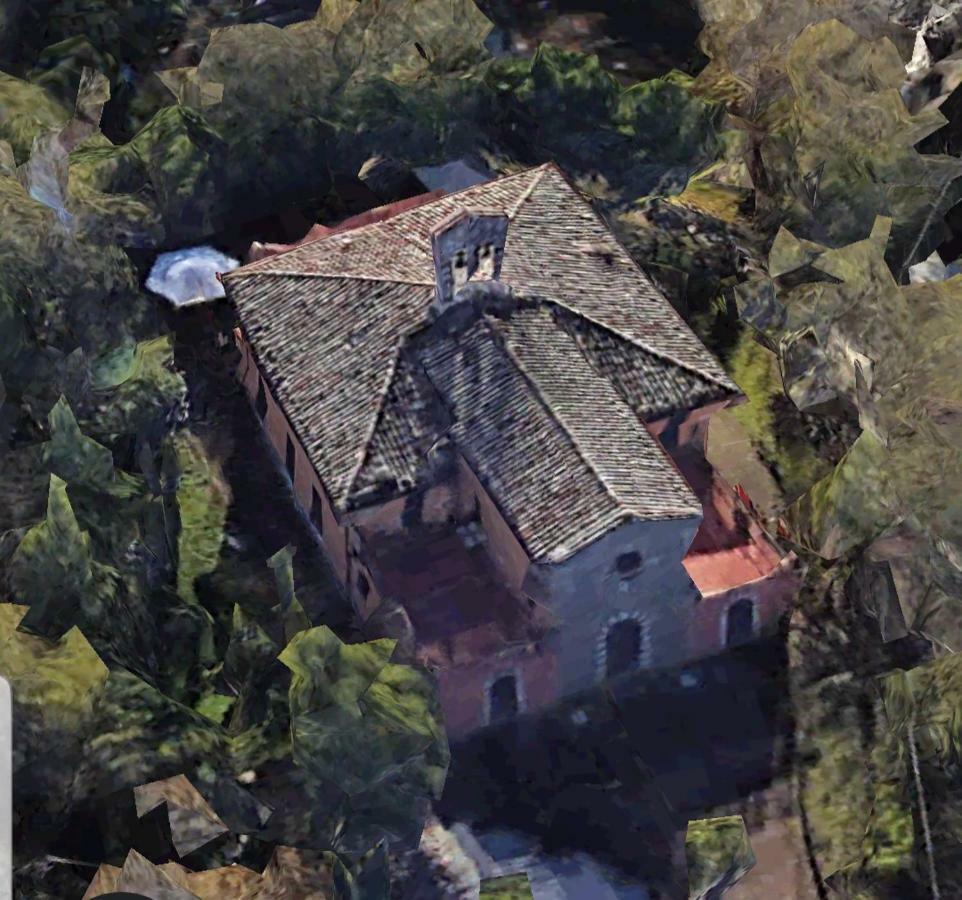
[{"left": 223, "top": 163, "right": 739, "bottom": 559}]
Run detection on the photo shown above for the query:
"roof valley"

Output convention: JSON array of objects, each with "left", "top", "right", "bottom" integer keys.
[
  {"left": 221, "top": 163, "right": 734, "bottom": 558},
  {"left": 486, "top": 312, "right": 631, "bottom": 519}
]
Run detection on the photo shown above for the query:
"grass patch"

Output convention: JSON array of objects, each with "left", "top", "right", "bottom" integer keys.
[
  {"left": 726, "top": 332, "right": 828, "bottom": 501},
  {"left": 174, "top": 429, "right": 230, "bottom": 607}
]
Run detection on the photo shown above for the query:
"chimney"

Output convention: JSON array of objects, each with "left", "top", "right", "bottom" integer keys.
[{"left": 429, "top": 208, "right": 509, "bottom": 311}]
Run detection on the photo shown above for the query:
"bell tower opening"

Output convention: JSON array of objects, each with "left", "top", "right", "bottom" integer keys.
[{"left": 429, "top": 208, "right": 509, "bottom": 312}]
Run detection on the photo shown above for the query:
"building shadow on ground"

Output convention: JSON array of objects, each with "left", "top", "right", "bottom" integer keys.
[{"left": 438, "top": 635, "right": 792, "bottom": 892}]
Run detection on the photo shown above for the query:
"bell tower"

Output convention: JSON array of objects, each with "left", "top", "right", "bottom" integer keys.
[{"left": 429, "top": 208, "right": 509, "bottom": 312}]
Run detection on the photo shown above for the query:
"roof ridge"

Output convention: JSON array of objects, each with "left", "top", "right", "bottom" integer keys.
[
  {"left": 491, "top": 308, "right": 701, "bottom": 519},
  {"left": 532, "top": 165, "right": 739, "bottom": 393},
  {"left": 226, "top": 164, "right": 552, "bottom": 281},
  {"left": 506, "top": 165, "right": 551, "bottom": 219},
  {"left": 547, "top": 300, "right": 740, "bottom": 397}
]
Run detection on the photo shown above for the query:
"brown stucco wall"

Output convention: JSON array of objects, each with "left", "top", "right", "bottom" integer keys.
[
  {"left": 456, "top": 456, "right": 531, "bottom": 595},
  {"left": 645, "top": 398, "right": 730, "bottom": 448},
  {"left": 689, "top": 558, "right": 800, "bottom": 658},
  {"left": 234, "top": 328, "right": 349, "bottom": 585},
  {"left": 346, "top": 480, "right": 462, "bottom": 536},
  {"left": 436, "top": 645, "right": 560, "bottom": 741},
  {"left": 422, "top": 481, "right": 459, "bottom": 525},
  {"left": 349, "top": 495, "right": 406, "bottom": 535}
]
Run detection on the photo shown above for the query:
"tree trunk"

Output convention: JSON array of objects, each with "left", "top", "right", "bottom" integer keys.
[{"left": 908, "top": 715, "right": 941, "bottom": 900}]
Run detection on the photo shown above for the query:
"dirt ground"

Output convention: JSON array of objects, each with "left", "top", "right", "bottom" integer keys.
[{"left": 716, "top": 782, "right": 820, "bottom": 900}]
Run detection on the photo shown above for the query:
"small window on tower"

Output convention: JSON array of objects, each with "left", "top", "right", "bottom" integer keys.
[
  {"left": 477, "top": 242, "right": 496, "bottom": 277},
  {"left": 616, "top": 551, "right": 642, "bottom": 577},
  {"left": 451, "top": 249, "right": 469, "bottom": 290}
]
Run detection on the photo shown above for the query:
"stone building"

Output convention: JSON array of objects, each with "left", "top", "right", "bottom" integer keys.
[{"left": 220, "top": 163, "right": 798, "bottom": 740}]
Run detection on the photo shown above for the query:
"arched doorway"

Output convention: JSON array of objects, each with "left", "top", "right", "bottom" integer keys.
[
  {"left": 725, "top": 598, "right": 755, "bottom": 647},
  {"left": 605, "top": 617, "right": 643, "bottom": 679},
  {"left": 487, "top": 674, "right": 519, "bottom": 724}
]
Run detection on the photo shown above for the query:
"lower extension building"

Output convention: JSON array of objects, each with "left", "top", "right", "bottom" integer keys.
[{"left": 220, "top": 162, "right": 798, "bottom": 740}]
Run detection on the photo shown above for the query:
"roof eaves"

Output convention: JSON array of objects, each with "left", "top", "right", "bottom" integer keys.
[
  {"left": 545, "top": 297, "right": 741, "bottom": 397},
  {"left": 540, "top": 507, "right": 704, "bottom": 566},
  {"left": 340, "top": 345, "right": 404, "bottom": 509},
  {"left": 224, "top": 270, "right": 434, "bottom": 287},
  {"left": 532, "top": 166, "right": 741, "bottom": 394}
]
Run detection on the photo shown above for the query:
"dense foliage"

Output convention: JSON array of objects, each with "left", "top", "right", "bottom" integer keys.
[{"left": 2, "top": 0, "right": 962, "bottom": 895}]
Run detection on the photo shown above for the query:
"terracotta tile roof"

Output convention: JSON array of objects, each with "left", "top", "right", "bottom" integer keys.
[
  {"left": 418, "top": 306, "right": 702, "bottom": 563},
  {"left": 238, "top": 219, "right": 434, "bottom": 283},
  {"left": 226, "top": 274, "right": 435, "bottom": 504},
  {"left": 346, "top": 350, "right": 450, "bottom": 505},
  {"left": 683, "top": 544, "right": 783, "bottom": 595},
  {"left": 553, "top": 306, "right": 731, "bottom": 420},
  {"left": 222, "top": 163, "right": 740, "bottom": 554},
  {"left": 498, "top": 165, "right": 737, "bottom": 391}
]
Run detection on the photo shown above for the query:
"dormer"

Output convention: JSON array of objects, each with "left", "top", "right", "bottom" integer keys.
[{"left": 429, "top": 208, "right": 509, "bottom": 311}]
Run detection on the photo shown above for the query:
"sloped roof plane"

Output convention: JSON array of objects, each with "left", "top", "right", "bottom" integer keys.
[{"left": 222, "top": 162, "right": 739, "bottom": 562}]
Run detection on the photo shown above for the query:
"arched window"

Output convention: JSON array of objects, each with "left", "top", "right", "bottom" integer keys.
[
  {"left": 606, "top": 617, "right": 643, "bottom": 679},
  {"left": 725, "top": 598, "right": 755, "bottom": 647},
  {"left": 477, "top": 242, "right": 496, "bottom": 277},
  {"left": 451, "top": 249, "right": 469, "bottom": 290},
  {"left": 616, "top": 551, "right": 642, "bottom": 577},
  {"left": 356, "top": 571, "right": 371, "bottom": 600},
  {"left": 488, "top": 674, "right": 519, "bottom": 724}
]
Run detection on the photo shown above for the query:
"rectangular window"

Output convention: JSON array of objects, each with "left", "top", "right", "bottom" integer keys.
[
  {"left": 488, "top": 674, "right": 519, "bottom": 724},
  {"left": 310, "top": 489, "right": 324, "bottom": 535},
  {"left": 285, "top": 434, "right": 296, "bottom": 482},
  {"left": 255, "top": 377, "right": 268, "bottom": 420},
  {"left": 356, "top": 571, "right": 371, "bottom": 600}
]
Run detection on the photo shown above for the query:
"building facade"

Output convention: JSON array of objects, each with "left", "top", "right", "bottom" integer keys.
[{"left": 222, "top": 163, "right": 799, "bottom": 740}]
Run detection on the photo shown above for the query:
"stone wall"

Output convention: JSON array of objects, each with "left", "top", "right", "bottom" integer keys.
[{"left": 536, "top": 516, "right": 703, "bottom": 697}]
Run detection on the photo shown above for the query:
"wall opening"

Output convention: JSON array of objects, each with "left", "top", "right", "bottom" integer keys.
[
  {"left": 356, "top": 571, "right": 371, "bottom": 600},
  {"left": 476, "top": 242, "right": 496, "bottom": 277},
  {"left": 285, "top": 434, "right": 296, "bottom": 481},
  {"left": 255, "top": 378, "right": 268, "bottom": 420},
  {"left": 616, "top": 551, "right": 642, "bottom": 577},
  {"left": 488, "top": 674, "right": 519, "bottom": 724},
  {"left": 401, "top": 490, "right": 425, "bottom": 529},
  {"left": 606, "top": 618, "right": 642, "bottom": 679},
  {"left": 451, "top": 249, "right": 469, "bottom": 291},
  {"left": 725, "top": 598, "right": 755, "bottom": 647},
  {"left": 310, "top": 489, "right": 324, "bottom": 535},
  {"left": 658, "top": 412, "right": 684, "bottom": 450}
]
